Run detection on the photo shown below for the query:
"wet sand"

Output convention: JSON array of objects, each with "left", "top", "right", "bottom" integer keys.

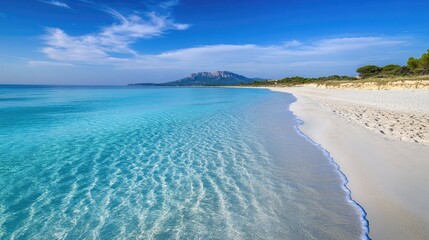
[{"left": 270, "top": 87, "right": 429, "bottom": 240}]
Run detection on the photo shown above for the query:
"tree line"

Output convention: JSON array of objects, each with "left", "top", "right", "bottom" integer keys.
[
  {"left": 242, "top": 75, "right": 357, "bottom": 86},
  {"left": 241, "top": 49, "right": 429, "bottom": 86},
  {"left": 357, "top": 49, "right": 429, "bottom": 78}
]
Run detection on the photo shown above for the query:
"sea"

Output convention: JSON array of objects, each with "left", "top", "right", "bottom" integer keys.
[{"left": 0, "top": 85, "right": 368, "bottom": 239}]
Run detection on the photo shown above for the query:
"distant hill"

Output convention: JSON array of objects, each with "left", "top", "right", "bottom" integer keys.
[{"left": 129, "top": 71, "right": 262, "bottom": 86}]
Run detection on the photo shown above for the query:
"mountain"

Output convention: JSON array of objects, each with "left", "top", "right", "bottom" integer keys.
[
  {"left": 169, "top": 71, "right": 255, "bottom": 86},
  {"left": 129, "top": 71, "right": 261, "bottom": 86}
]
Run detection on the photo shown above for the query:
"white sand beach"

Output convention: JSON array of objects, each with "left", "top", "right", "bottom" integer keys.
[{"left": 270, "top": 87, "right": 429, "bottom": 240}]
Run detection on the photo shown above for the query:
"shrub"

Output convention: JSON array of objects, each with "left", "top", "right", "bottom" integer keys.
[
  {"left": 382, "top": 64, "right": 402, "bottom": 76},
  {"left": 407, "top": 57, "right": 420, "bottom": 71},
  {"left": 356, "top": 65, "right": 382, "bottom": 78},
  {"left": 407, "top": 50, "right": 429, "bottom": 74}
]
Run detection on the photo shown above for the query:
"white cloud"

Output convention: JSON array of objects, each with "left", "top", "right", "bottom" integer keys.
[
  {"left": 159, "top": 0, "right": 180, "bottom": 9},
  {"left": 28, "top": 61, "right": 74, "bottom": 67},
  {"left": 34, "top": 2, "right": 406, "bottom": 79},
  {"left": 35, "top": 33, "right": 406, "bottom": 78},
  {"left": 121, "top": 37, "right": 405, "bottom": 71},
  {"left": 40, "top": 11, "right": 189, "bottom": 63},
  {"left": 39, "top": 0, "right": 70, "bottom": 9}
]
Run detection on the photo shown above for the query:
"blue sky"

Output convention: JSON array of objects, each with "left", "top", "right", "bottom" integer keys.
[{"left": 1, "top": 0, "right": 428, "bottom": 85}]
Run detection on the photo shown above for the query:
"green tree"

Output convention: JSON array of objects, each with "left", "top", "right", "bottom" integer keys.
[
  {"left": 407, "top": 50, "right": 429, "bottom": 74},
  {"left": 420, "top": 50, "right": 429, "bottom": 73},
  {"left": 382, "top": 64, "right": 402, "bottom": 76},
  {"left": 407, "top": 57, "right": 420, "bottom": 71},
  {"left": 356, "top": 65, "right": 382, "bottom": 78}
]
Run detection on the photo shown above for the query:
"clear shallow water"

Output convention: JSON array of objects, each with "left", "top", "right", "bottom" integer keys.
[{"left": 0, "top": 86, "right": 367, "bottom": 239}]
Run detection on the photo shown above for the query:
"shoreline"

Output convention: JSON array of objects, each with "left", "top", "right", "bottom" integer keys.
[
  {"left": 293, "top": 118, "right": 370, "bottom": 240},
  {"left": 269, "top": 87, "right": 429, "bottom": 240}
]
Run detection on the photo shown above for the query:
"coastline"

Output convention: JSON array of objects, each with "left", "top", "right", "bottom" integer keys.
[
  {"left": 293, "top": 118, "right": 370, "bottom": 240},
  {"left": 269, "top": 87, "right": 429, "bottom": 240}
]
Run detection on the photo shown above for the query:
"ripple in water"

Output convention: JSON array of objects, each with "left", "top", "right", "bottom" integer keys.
[{"left": 0, "top": 86, "right": 367, "bottom": 239}]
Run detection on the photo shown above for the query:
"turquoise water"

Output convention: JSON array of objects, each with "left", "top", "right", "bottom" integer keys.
[{"left": 0, "top": 86, "right": 368, "bottom": 239}]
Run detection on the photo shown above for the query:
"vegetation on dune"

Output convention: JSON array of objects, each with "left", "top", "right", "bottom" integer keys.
[
  {"left": 241, "top": 49, "right": 429, "bottom": 87},
  {"left": 242, "top": 75, "right": 357, "bottom": 87},
  {"left": 322, "top": 75, "right": 429, "bottom": 88},
  {"left": 407, "top": 50, "right": 429, "bottom": 74},
  {"left": 356, "top": 64, "right": 412, "bottom": 78},
  {"left": 357, "top": 49, "right": 429, "bottom": 78},
  {"left": 356, "top": 65, "right": 382, "bottom": 78}
]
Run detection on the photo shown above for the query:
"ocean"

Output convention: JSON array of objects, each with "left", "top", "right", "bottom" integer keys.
[{"left": 0, "top": 86, "right": 368, "bottom": 239}]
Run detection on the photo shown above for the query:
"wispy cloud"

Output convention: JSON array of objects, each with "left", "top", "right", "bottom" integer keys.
[
  {"left": 40, "top": 10, "right": 189, "bottom": 63},
  {"left": 35, "top": 33, "right": 406, "bottom": 78},
  {"left": 33, "top": 1, "right": 406, "bottom": 78},
  {"left": 28, "top": 61, "right": 74, "bottom": 67},
  {"left": 159, "top": 0, "right": 180, "bottom": 9},
  {"left": 39, "top": 0, "right": 71, "bottom": 9},
  {"left": 119, "top": 37, "right": 406, "bottom": 75}
]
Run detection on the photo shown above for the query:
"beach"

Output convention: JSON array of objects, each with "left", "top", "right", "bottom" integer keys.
[{"left": 270, "top": 87, "right": 429, "bottom": 239}]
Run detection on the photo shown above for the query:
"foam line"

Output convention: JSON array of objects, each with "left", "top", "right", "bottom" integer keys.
[{"left": 293, "top": 117, "right": 371, "bottom": 240}]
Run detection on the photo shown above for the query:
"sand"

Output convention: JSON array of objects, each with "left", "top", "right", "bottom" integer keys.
[{"left": 269, "top": 87, "right": 429, "bottom": 240}]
